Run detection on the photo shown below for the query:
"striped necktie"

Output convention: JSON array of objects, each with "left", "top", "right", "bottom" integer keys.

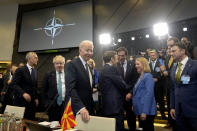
[
  {"left": 168, "top": 56, "right": 173, "bottom": 69},
  {"left": 85, "top": 63, "right": 93, "bottom": 87},
  {"left": 176, "top": 63, "right": 182, "bottom": 83}
]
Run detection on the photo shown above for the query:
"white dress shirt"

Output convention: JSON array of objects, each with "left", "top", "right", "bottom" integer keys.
[
  {"left": 121, "top": 60, "right": 127, "bottom": 78},
  {"left": 151, "top": 59, "right": 157, "bottom": 70},
  {"left": 176, "top": 56, "right": 189, "bottom": 75},
  {"left": 26, "top": 63, "right": 34, "bottom": 74},
  {"left": 79, "top": 55, "right": 93, "bottom": 87}
]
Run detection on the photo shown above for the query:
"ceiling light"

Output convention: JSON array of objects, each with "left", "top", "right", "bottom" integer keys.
[
  {"left": 145, "top": 34, "right": 150, "bottom": 38},
  {"left": 99, "top": 33, "right": 111, "bottom": 45},
  {"left": 153, "top": 22, "right": 168, "bottom": 36},
  {"left": 131, "top": 37, "right": 135, "bottom": 41},
  {"left": 183, "top": 27, "right": 188, "bottom": 32},
  {"left": 118, "top": 38, "right": 122, "bottom": 43}
]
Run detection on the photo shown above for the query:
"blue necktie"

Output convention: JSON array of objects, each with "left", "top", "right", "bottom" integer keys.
[
  {"left": 57, "top": 72, "right": 62, "bottom": 106},
  {"left": 31, "top": 68, "right": 36, "bottom": 82},
  {"left": 152, "top": 61, "right": 155, "bottom": 70}
]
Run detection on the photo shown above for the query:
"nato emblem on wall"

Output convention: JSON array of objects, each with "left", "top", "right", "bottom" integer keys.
[
  {"left": 18, "top": 1, "right": 93, "bottom": 52},
  {"left": 34, "top": 10, "right": 75, "bottom": 47}
]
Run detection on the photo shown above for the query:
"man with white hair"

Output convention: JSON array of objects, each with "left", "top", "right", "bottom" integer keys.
[
  {"left": 11, "top": 52, "right": 39, "bottom": 120},
  {"left": 65, "top": 40, "right": 94, "bottom": 123},
  {"left": 42, "top": 55, "right": 69, "bottom": 122}
]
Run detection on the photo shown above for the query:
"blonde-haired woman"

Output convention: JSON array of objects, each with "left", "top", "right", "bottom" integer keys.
[
  {"left": 87, "top": 59, "right": 99, "bottom": 114},
  {"left": 132, "top": 57, "right": 157, "bottom": 131}
]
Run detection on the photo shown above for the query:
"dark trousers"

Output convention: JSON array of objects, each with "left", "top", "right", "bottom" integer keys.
[
  {"left": 105, "top": 114, "right": 124, "bottom": 131},
  {"left": 176, "top": 103, "right": 197, "bottom": 131},
  {"left": 154, "top": 84, "right": 165, "bottom": 117},
  {"left": 165, "top": 77, "right": 177, "bottom": 131},
  {"left": 176, "top": 114, "right": 197, "bottom": 131},
  {"left": 13, "top": 96, "right": 37, "bottom": 120},
  {"left": 138, "top": 115, "right": 155, "bottom": 131},
  {"left": 124, "top": 101, "right": 136, "bottom": 131},
  {"left": 48, "top": 101, "right": 66, "bottom": 122},
  {"left": 24, "top": 101, "right": 36, "bottom": 120}
]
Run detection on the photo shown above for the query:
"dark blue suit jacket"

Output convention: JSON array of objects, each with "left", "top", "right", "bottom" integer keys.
[
  {"left": 170, "top": 58, "right": 197, "bottom": 117},
  {"left": 99, "top": 64, "right": 127, "bottom": 115},
  {"left": 65, "top": 58, "right": 94, "bottom": 115},
  {"left": 132, "top": 73, "right": 157, "bottom": 115}
]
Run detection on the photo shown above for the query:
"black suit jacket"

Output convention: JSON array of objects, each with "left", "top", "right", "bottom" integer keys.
[
  {"left": 117, "top": 60, "right": 138, "bottom": 93},
  {"left": 1, "top": 72, "right": 13, "bottom": 104},
  {"left": 1, "top": 72, "right": 10, "bottom": 101},
  {"left": 149, "top": 59, "right": 162, "bottom": 87},
  {"left": 42, "top": 70, "right": 69, "bottom": 109},
  {"left": 11, "top": 65, "right": 38, "bottom": 106},
  {"left": 150, "top": 60, "right": 161, "bottom": 79},
  {"left": 65, "top": 58, "right": 94, "bottom": 115},
  {"left": 99, "top": 64, "right": 127, "bottom": 115}
]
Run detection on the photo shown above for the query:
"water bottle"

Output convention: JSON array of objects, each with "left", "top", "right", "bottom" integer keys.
[
  {"left": 2, "top": 111, "right": 9, "bottom": 131},
  {"left": 0, "top": 115, "right": 3, "bottom": 131},
  {"left": 15, "top": 117, "right": 23, "bottom": 131}
]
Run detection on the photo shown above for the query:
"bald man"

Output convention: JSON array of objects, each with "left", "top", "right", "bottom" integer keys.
[{"left": 65, "top": 40, "right": 94, "bottom": 122}]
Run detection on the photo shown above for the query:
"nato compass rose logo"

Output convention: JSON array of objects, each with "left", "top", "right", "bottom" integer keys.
[{"left": 34, "top": 10, "right": 75, "bottom": 46}]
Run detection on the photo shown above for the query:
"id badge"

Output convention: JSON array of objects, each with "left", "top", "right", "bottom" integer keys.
[
  {"left": 155, "top": 67, "right": 160, "bottom": 72},
  {"left": 181, "top": 75, "right": 190, "bottom": 84}
]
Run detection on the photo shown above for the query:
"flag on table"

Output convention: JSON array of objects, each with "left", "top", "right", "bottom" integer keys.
[{"left": 61, "top": 99, "right": 77, "bottom": 131}]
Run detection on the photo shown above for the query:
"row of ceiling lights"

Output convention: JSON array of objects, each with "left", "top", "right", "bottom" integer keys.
[{"left": 99, "top": 22, "right": 188, "bottom": 45}]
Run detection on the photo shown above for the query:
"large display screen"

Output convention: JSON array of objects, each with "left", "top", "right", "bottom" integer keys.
[{"left": 18, "top": 1, "right": 92, "bottom": 52}]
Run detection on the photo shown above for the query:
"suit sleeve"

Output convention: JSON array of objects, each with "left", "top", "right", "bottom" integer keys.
[
  {"left": 65, "top": 62, "right": 84, "bottom": 114},
  {"left": 129, "top": 63, "right": 139, "bottom": 93},
  {"left": 41, "top": 72, "right": 50, "bottom": 107},
  {"left": 170, "top": 71, "right": 175, "bottom": 109},
  {"left": 142, "top": 74, "right": 155, "bottom": 114},
  {"left": 103, "top": 67, "right": 128, "bottom": 92},
  {"left": 2, "top": 73, "right": 10, "bottom": 92},
  {"left": 10, "top": 68, "right": 25, "bottom": 97}
]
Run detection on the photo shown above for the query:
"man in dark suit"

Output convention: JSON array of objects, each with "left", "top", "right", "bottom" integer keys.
[
  {"left": 160, "top": 37, "right": 179, "bottom": 130},
  {"left": 170, "top": 43, "right": 197, "bottom": 131},
  {"left": 42, "top": 55, "right": 69, "bottom": 122},
  {"left": 0, "top": 64, "right": 17, "bottom": 113},
  {"left": 65, "top": 40, "right": 94, "bottom": 123},
  {"left": 99, "top": 51, "right": 127, "bottom": 131},
  {"left": 11, "top": 52, "right": 39, "bottom": 120},
  {"left": 117, "top": 47, "right": 138, "bottom": 131},
  {"left": 149, "top": 50, "right": 166, "bottom": 119}
]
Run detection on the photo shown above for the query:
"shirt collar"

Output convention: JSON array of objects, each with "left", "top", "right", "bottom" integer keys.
[
  {"left": 79, "top": 55, "right": 87, "bottom": 67},
  {"left": 180, "top": 56, "right": 188, "bottom": 66},
  {"left": 106, "top": 63, "right": 112, "bottom": 66},
  {"left": 26, "top": 63, "right": 33, "bottom": 70},
  {"left": 122, "top": 60, "right": 127, "bottom": 65},
  {"left": 151, "top": 59, "right": 157, "bottom": 63},
  {"left": 56, "top": 70, "right": 64, "bottom": 74}
]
